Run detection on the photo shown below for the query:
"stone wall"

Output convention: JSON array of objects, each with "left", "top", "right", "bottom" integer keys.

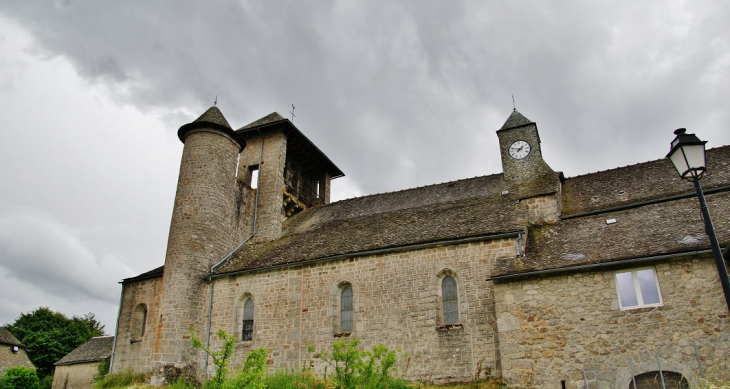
[
  {"left": 238, "top": 131, "right": 288, "bottom": 243},
  {"left": 112, "top": 276, "right": 163, "bottom": 373},
  {"left": 155, "top": 128, "right": 244, "bottom": 369},
  {"left": 204, "top": 238, "right": 518, "bottom": 383},
  {"left": 494, "top": 255, "right": 730, "bottom": 389},
  {"left": 0, "top": 344, "right": 34, "bottom": 376},
  {"left": 51, "top": 362, "right": 100, "bottom": 389}
]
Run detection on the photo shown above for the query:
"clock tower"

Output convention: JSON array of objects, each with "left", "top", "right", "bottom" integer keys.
[{"left": 496, "top": 109, "right": 554, "bottom": 181}]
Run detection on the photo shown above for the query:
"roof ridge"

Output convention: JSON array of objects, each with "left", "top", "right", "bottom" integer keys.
[
  {"left": 330, "top": 172, "right": 504, "bottom": 206},
  {"left": 564, "top": 145, "right": 730, "bottom": 180}
]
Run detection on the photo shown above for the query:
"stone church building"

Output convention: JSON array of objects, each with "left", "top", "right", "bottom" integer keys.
[{"left": 110, "top": 107, "right": 729, "bottom": 388}]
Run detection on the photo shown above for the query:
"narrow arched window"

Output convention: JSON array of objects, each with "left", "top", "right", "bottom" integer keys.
[
  {"left": 242, "top": 298, "right": 254, "bottom": 341},
  {"left": 132, "top": 304, "right": 147, "bottom": 338},
  {"left": 340, "top": 286, "right": 353, "bottom": 333},
  {"left": 442, "top": 276, "right": 458, "bottom": 324}
]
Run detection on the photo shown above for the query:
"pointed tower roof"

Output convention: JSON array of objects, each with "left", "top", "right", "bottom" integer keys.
[
  {"left": 193, "top": 106, "right": 234, "bottom": 129},
  {"left": 236, "top": 112, "right": 344, "bottom": 179},
  {"left": 498, "top": 110, "right": 535, "bottom": 131},
  {"left": 178, "top": 106, "right": 246, "bottom": 151}
]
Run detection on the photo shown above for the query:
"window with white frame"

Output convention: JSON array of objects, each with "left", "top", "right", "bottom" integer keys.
[{"left": 615, "top": 268, "right": 663, "bottom": 309}]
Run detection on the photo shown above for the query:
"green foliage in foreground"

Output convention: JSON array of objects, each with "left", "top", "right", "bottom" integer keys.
[
  {"left": 190, "top": 328, "right": 268, "bottom": 389},
  {"left": 315, "top": 337, "right": 409, "bottom": 389},
  {"left": 93, "top": 368, "right": 145, "bottom": 388},
  {"left": 0, "top": 366, "right": 40, "bottom": 389}
]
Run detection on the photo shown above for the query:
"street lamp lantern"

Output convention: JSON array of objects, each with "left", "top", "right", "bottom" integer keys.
[
  {"left": 667, "top": 128, "right": 708, "bottom": 180},
  {"left": 666, "top": 129, "right": 730, "bottom": 314}
]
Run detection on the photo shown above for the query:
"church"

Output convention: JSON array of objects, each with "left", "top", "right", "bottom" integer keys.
[{"left": 109, "top": 106, "right": 730, "bottom": 388}]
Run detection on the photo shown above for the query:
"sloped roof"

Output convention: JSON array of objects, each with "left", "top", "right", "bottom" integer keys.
[
  {"left": 0, "top": 327, "right": 24, "bottom": 348},
  {"left": 55, "top": 336, "right": 114, "bottom": 366},
  {"left": 562, "top": 146, "right": 730, "bottom": 217},
  {"left": 178, "top": 106, "right": 246, "bottom": 151},
  {"left": 236, "top": 112, "right": 344, "bottom": 179},
  {"left": 214, "top": 172, "right": 560, "bottom": 275},
  {"left": 122, "top": 265, "right": 163, "bottom": 284},
  {"left": 494, "top": 185, "right": 730, "bottom": 278},
  {"left": 499, "top": 110, "right": 534, "bottom": 131},
  {"left": 240, "top": 112, "right": 287, "bottom": 129}
]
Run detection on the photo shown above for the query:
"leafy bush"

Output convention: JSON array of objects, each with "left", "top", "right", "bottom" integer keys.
[
  {"left": 191, "top": 328, "right": 235, "bottom": 389},
  {"left": 224, "top": 348, "right": 268, "bottom": 389},
  {"left": 191, "top": 327, "right": 269, "bottom": 389},
  {"left": 0, "top": 366, "right": 40, "bottom": 389},
  {"left": 317, "top": 338, "right": 408, "bottom": 389}
]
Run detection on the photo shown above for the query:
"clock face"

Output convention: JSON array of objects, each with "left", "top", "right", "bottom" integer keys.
[{"left": 508, "top": 140, "right": 531, "bottom": 160}]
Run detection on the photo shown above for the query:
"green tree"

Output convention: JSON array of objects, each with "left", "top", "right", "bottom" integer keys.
[{"left": 6, "top": 307, "right": 105, "bottom": 379}]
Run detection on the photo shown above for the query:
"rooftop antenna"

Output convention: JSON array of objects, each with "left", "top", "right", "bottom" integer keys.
[
  {"left": 290, "top": 104, "right": 296, "bottom": 122},
  {"left": 214, "top": 95, "right": 218, "bottom": 106},
  {"left": 512, "top": 94, "right": 516, "bottom": 111}
]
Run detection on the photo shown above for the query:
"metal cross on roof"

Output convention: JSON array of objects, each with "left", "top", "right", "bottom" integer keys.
[
  {"left": 214, "top": 95, "right": 218, "bottom": 106},
  {"left": 290, "top": 104, "right": 296, "bottom": 122}
]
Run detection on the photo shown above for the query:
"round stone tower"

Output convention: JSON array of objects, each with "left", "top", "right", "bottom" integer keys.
[{"left": 152, "top": 106, "right": 245, "bottom": 373}]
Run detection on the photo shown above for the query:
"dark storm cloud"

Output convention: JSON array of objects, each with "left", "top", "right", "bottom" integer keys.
[
  {"left": 3, "top": 1, "right": 730, "bottom": 195},
  {"left": 1, "top": 1, "right": 730, "bottom": 328}
]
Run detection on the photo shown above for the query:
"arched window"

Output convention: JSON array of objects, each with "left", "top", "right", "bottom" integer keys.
[
  {"left": 132, "top": 304, "right": 147, "bottom": 338},
  {"left": 242, "top": 298, "right": 254, "bottom": 341},
  {"left": 629, "top": 371, "right": 688, "bottom": 389},
  {"left": 340, "top": 285, "right": 353, "bottom": 333},
  {"left": 442, "top": 276, "right": 458, "bottom": 325}
]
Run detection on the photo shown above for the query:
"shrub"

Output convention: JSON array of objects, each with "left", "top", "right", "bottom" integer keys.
[
  {"left": 224, "top": 347, "right": 268, "bottom": 389},
  {"left": 317, "top": 338, "right": 408, "bottom": 389},
  {"left": 0, "top": 366, "right": 40, "bottom": 389}
]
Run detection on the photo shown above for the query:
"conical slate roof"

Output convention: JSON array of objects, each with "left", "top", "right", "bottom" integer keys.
[
  {"left": 499, "top": 110, "right": 534, "bottom": 131},
  {"left": 177, "top": 106, "right": 245, "bottom": 151}
]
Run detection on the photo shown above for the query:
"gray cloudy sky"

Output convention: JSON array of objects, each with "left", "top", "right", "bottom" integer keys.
[{"left": 1, "top": 1, "right": 729, "bottom": 333}]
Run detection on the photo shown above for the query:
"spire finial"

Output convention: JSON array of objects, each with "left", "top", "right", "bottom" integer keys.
[
  {"left": 512, "top": 94, "right": 516, "bottom": 111},
  {"left": 214, "top": 95, "right": 218, "bottom": 106},
  {"left": 290, "top": 104, "right": 296, "bottom": 122}
]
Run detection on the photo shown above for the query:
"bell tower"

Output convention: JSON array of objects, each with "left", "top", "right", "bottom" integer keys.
[
  {"left": 496, "top": 110, "right": 554, "bottom": 181},
  {"left": 235, "top": 113, "right": 344, "bottom": 243}
]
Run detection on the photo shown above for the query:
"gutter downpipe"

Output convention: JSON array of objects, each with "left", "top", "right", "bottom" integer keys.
[
  {"left": 204, "top": 129, "right": 264, "bottom": 376},
  {"left": 109, "top": 282, "right": 125, "bottom": 374}
]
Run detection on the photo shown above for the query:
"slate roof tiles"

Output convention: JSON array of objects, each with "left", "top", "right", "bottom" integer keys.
[
  {"left": 0, "top": 327, "right": 24, "bottom": 348},
  {"left": 54, "top": 336, "right": 114, "bottom": 366},
  {"left": 214, "top": 172, "right": 560, "bottom": 275}
]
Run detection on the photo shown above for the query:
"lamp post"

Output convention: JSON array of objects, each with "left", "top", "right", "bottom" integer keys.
[{"left": 667, "top": 128, "right": 730, "bottom": 314}]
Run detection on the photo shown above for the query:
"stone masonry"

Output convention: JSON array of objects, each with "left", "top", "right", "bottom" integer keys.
[
  {"left": 0, "top": 345, "right": 34, "bottom": 376},
  {"left": 494, "top": 256, "right": 730, "bottom": 388},
  {"left": 154, "top": 125, "right": 244, "bottom": 370},
  {"left": 206, "top": 238, "right": 517, "bottom": 383}
]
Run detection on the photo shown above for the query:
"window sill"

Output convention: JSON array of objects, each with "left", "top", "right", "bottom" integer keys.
[
  {"left": 619, "top": 304, "right": 664, "bottom": 312},
  {"left": 436, "top": 323, "right": 463, "bottom": 331},
  {"left": 334, "top": 332, "right": 352, "bottom": 338}
]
